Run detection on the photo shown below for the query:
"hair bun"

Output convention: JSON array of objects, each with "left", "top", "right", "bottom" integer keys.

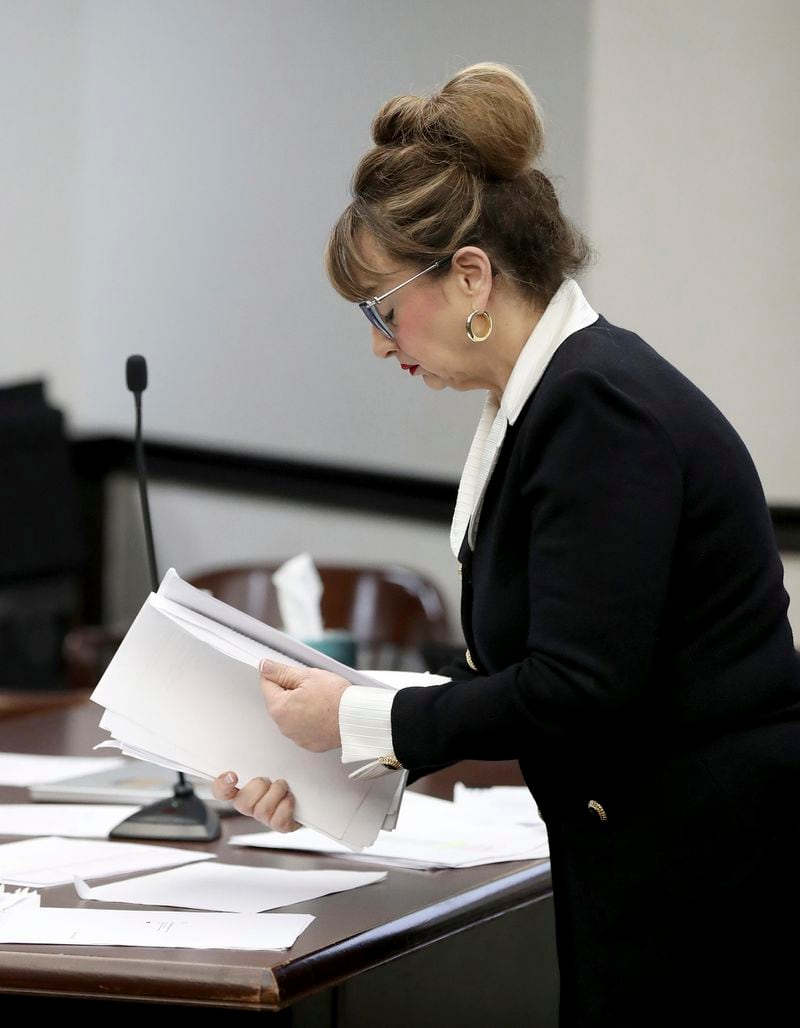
[
  {"left": 439, "top": 63, "right": 544, "bottom": 179},
  {"left": 372, "top": 94, "right": 430, "bottom": 148},
  {"left": 372, "top": 63, "right": 544, "bottom": 181}
]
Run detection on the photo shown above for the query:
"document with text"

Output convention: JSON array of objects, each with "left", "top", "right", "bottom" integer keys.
[{"left": 0, "top": 888, "right": 312, "bottom": 950}]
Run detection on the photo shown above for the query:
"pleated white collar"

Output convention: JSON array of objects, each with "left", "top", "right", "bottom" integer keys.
[{"left": 450, "top": 278, "right": 599, "bottom": 557}]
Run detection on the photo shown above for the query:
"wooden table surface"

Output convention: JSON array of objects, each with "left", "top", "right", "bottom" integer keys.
[{"left": 0, "top": 701, "right": 552, "bottom": 1013}]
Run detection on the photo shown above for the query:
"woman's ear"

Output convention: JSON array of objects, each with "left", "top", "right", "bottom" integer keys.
[{"left": 448, "top": 247, "right": 494, "bottom": 308}]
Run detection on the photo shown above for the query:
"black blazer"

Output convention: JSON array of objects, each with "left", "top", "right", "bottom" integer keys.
[{"left": 393, "top": 316, "right": 800, "bottom": 1026}]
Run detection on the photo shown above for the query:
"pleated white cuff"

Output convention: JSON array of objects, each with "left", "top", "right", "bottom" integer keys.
[{"left": 339, "top": 685, "right": 396, "bottom": 769}]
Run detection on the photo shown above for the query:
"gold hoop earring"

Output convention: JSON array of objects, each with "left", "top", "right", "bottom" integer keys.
[{"left": 466, "top": 309, "right": 493, "bottom": 343}]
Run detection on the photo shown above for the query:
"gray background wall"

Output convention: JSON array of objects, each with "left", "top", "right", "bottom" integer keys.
[{"left": 2, "top": 0, "right": 798, "bottom": 634}]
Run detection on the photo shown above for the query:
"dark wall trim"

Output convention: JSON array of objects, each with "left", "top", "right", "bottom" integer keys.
[
  {"left": 772, "top": 507, "right": 800, "bottom": 552},
  {"left": 68, "top": 434, "right": 800, "bottom": 623},
  {"left": 71, "top": 436, "right": 458, "bottom": 524},
  {"left": 72, "top": 435, "right": 800, "bottom": 550}
]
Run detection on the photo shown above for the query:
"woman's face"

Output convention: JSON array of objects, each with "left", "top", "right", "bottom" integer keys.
[{"left": 359, "top": 237, "right": 493, "bottom": 393}]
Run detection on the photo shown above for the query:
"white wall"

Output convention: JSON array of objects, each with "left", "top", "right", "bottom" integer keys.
[
  {"left": 584, "top": 0, "right": 800, "bottom": 503},
  {"left": 68, "top": 0, "right": 587, "bottom": 631},
  {"left": 73, "top": 0, "right": 589, "bottom": 478},
  {"left": 0, "top": 1, "right": 82, "bottom": 411}
]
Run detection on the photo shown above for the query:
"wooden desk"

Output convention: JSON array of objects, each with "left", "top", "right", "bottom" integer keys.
[{"left": 0, "top": 703, "right": 558, "bottom": 1026}]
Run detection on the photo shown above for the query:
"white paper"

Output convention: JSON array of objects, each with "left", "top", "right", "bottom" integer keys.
[
  {"left": 94, "top": 737, "right": 212, "bottom": 781},
  {"left": 0, "top": 906, "right": 313, "bottom": 950},
  {"left": 360, "top": 670, "right": 451, "bottom": 689},
  {"left": 0, "top": 835, "right": 215, "bottom": 887},
  {"left": 229, "top": 791, "right": 550, "bottom": 869},
  {"left": 0, "top": 884, "right": 40, "bottom": 914},
  {"left": 0, "top": 805, "right": 141, "bottom": 838},
  {"left": 0, "top": 753, "right": 125, "bottom": 787},
  {"left": 453, "top": 783, "right": 545, "bottom": 825},
  {"left": 74, "top": 860, "right": 386, "bottom": 913},
  {"left": 272, "top": 553, "right": 325, "bottom": 638},
  {"left": 90, "top": 569, "right": 405, "bottom": 849}
]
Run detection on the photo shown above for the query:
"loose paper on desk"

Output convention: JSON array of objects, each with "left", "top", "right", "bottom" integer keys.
[
  {"left": 0, "top": 835, "right": 214, "bottom": 887},
  {"left": 0, "top": 884, "right": 39, "bottom": 914},
  {"left": 74, "top": 860, "right": 386, "bottom": 913},
  {"left": 90, "top": 569, "right": 407, "bottom": 849},
  {"left": 0, "top": 753, "right": 125, "bottom": 787},
  {"left": 0, "top": 804, "right": 140, "bottom": 838},
  {"left": 230, "top": 791, "right": 550, "bottom": 869},
  {"left": 453, "top": 783, "right": 545, "bottom": 825},
  {"left": 0, "top": 900, "right": 312, "bottom": 950}
]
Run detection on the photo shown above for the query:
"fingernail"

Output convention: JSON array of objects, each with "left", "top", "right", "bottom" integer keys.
[
  {"left": 260, "top": 658, "right": 277, "bottom": 675},
  {"left": 225, "top": 772, "right": 236, "bottom": 784}
]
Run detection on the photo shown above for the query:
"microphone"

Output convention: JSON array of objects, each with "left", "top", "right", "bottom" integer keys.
[
  {"left": 126, "top": 356, "right": 158, "bottom": 593},
  {"left": 110, "top": 355, "right": 220, "bottom": 842},
  {"left": 125, "top": 353, "right": 147, "bottom": 393}
]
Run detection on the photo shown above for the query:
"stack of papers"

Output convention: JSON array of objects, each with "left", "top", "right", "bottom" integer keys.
[
  {"left": 229, "top": 791, "right": 549, "bottom": 869},
  {"left": 90, "top": 569, "right": 406, "bottom": 849},
  {"left": 0, "top": 835, "right": 215, "bottom": 887}
]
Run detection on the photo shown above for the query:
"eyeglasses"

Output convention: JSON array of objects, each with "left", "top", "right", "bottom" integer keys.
[{"left": 358, "top": 258, "right": 449, "bottom": 340}]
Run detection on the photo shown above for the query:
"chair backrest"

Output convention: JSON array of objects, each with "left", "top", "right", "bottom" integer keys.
[
  {"left": 62, "top": 562, "right": 454, "bottom": 689},
  {"left": 189, "top": 563, "right": 452, "bottom": 669}
]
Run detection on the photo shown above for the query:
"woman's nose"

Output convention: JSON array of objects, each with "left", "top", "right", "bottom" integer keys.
[{"left": 371, "top": 327, "right": 395, "bottom": 358}]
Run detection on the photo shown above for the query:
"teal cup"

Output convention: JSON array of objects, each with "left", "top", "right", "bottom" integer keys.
[{"left": 300, "top": 630, "right": 357, "bottom": 668}]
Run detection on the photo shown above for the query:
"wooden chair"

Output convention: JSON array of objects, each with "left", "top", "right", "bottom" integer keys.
[
  {"left": 0, "top": 688, "right": 92, "bottom": 721},
  {"left": 63, "top": 562, "right": 453, "bottom": 690}
]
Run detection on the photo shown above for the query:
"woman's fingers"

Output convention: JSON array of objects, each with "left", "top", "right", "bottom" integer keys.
[
  {"left": 211, "top": 770, "right": 238, "bottom": 801},
  {"left": 230, "top": 776, "right": 299, "bottom": 832},
  {"left": 233, "top": 776, "right": 272, "bottom": 817},
  {"left": 251, "top": 778, "right": 290, "bottom": 827},
  {"left": 271, "top": 793, "right": 300, "bottom": 833}
]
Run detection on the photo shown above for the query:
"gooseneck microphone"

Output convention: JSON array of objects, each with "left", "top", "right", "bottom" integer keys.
[
  {"left": 110, "top": 355, "right": 220, "bottom": 842},
  {"left": 126, "top": 356, "right": 158, "bottom": 593}
]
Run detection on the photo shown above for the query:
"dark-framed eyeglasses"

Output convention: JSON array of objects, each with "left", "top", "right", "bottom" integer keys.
[{"left": 358, "top": 258, "right": 449, "bottom": 340}]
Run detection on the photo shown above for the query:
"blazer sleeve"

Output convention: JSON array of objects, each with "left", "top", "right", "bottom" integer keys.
[{"left": 391, "top": 368, "right": 684, "bottom": 768}]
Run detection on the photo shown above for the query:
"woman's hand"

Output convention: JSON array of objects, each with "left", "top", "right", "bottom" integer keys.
[
  {"left": 259, "top": 659, "right": 349, "bottom": 752},
  {"left": 211, "top": 771, "right": 300, "bottom": 832}
]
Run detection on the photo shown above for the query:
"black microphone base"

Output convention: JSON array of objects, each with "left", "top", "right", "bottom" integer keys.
[{"left": 109, "top": 791, "right": 221, "bottom": 842}]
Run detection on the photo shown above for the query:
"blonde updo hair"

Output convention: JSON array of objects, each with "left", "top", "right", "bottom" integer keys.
[{"left": 326, "top": 62, "right": 590, "bottom": 305}]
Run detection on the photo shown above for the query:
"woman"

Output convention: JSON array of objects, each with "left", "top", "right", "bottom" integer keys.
[{"left": 214, "top": 64, "right": 800, "bottom": 1026}]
